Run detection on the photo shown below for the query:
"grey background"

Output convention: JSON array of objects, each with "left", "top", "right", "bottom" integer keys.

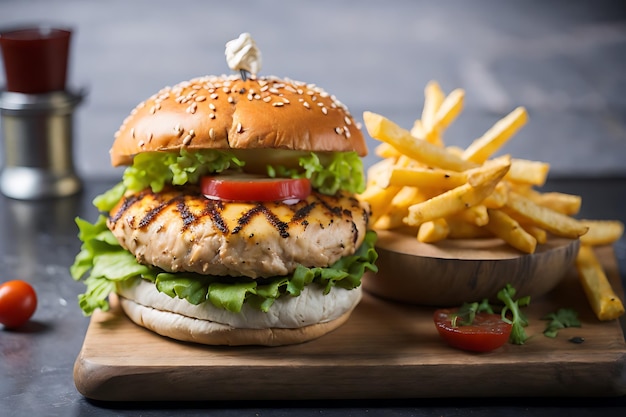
[{"left": 1, "top": 0, "right": 625, "bottom": 179}]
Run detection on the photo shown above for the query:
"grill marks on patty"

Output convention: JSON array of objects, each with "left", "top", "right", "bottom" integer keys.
[
  {"left": 110, "top": 186, "right": 359, "bottom": 239},
  {"left": 107, "top": 186, "right": 369, "bottom": 278}
]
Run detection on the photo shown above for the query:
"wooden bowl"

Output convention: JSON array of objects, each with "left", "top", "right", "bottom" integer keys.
[{"left": 362, "top": 228, "right": 580, "bottom": 307}]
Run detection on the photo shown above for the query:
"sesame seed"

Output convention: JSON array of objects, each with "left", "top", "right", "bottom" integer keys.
[
  {"left": 255, "top": 94, "right": 261, "bottom": 100},
  {"left": 321, "top": 107, "right": 328, "bottom": 115},
  {"left": 209, "top": 128, "right": 215, "bottom": 140},
  {"left": 335, "top": 127, "right": 344, "bottom": 135},
  {"left": 345, "top": 128, "right": 351, "bottom": 139},
  {"left": 138, "top": 140, "right": 145, "bottom": 147},
  {"left": 222, "top": 87, "right": 231, "bottom": 93},
  {"left": 282, "top": 98, "right": 290, "bottom": 104},
  {"left": 269, "top": 88, "right": 280, "bottom": 94},
  {"left": 272, "top": 102, "right": 284, "bottom": 107},
  {"left": 130, "top": 128, "right": 135, "bottom": 139},
  {"left": 247, "top": 93, "right": 254, "bottom": 100},
  {"left": 149, "top": 106, "right": 156, "bottom": 114},
  {"left": 344, "top": 116, "right": 352, "bottom": 125},
  {"left": 195, "top": 96, "right": 206, "bottom": 102},
  {"left": 210, "top": 93, "right": 219, "bottom": 99},
  {"left": 209, "top": 103, "right": 216, "bottom": 110},
  {"left": 237, "top": 123, "right": 243, "bottom": 133},
  {"left": 209, "top": 113, "right": 216, "bottom": 119},
  {"left": 303, "top": 101, "right": 310, "bottom": 109},
  {"left": 263, "top": 96, "right": 272, "bottom": 103},
  {"left": 228, "top": 96, "right": 235, "bottom": 104},
  {"left": 183, "top": 134, "right": 193, "bottom": 145}
]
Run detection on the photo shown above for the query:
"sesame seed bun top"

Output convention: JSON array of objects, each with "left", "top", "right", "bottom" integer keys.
[{"left": 109, "top": 75, "right": 367, "bottom": 166}]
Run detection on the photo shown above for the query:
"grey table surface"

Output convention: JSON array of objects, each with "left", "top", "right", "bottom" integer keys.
[{"left": 1, "top": 1, "right": 626, "bottom": 416}]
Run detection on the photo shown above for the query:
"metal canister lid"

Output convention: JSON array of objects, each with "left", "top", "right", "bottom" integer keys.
[{"left": 0, "top": 88, "right": 85, "bottom": 115}]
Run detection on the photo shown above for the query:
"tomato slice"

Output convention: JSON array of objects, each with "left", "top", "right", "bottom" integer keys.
[
  {"left": 433, "top": 308, "right": 512, "bottom": 353},
  {"left": 200, "top": 173, "right": 311, "bottom": 203}
]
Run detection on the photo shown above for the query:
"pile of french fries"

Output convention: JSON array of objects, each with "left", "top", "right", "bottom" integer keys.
[{"left": 360, "top": 80, "right": 625, "bottom": 321}]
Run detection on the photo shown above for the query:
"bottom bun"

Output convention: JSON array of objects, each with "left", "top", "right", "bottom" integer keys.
[{"left": 117, "top": 278, "right": 362, "bottom": 346}]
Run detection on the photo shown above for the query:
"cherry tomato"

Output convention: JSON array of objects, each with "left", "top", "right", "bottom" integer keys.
[
  {"left": 201, "top": 173, "right": 311, "bottom": 203},
  {"left": 433, "top": 308, "right": 512, "bottom": 352},
  {"left": 0, "top": 280, "right": 38, "bottom": 329}
]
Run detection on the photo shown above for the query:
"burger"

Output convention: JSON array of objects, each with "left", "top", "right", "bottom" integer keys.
[{"left": 70, "top": 73, "right": 377, "bottom": 346}]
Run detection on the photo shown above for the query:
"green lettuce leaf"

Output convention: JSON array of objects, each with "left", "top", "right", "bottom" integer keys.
[
  {"left": 94, "top": 149, "right": 365, "bottom": 212},
  {"left": 70, "top": 215, "right": 378, "bottom": 316},
  {"left": 267, "top": 152, "right": 366, "bottom": 195}
]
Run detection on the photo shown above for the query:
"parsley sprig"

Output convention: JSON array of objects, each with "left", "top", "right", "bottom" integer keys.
[
  {"left": 542, "top": 308, "right": 581, "bottom": 338},
  {"left": 498, "top": 284, "right": 531, "bottom": 345}
]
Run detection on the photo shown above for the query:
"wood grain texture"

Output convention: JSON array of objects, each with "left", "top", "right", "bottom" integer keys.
[{"left": 73, "top": 246, "right": 626, "bottom": 401}]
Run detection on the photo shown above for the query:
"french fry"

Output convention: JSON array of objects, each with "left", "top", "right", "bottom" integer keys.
[
  {"left": 504, "top": 191, "right": 589, "bottom": 239},
  {"left": 450, "top": 205, "right": 489, "bottom": 227},
  {"left": 482, "top": 181, "right": 509, "bottom": 209},
  {"left": 446, "top": 218, "right": 491, "bottom": 239},
  {"left": 421, "top": 81, "right": 445, "bottom": 146},
  {"left": 382, "top": 166, "right": 468, "bottom": 190},
  {"left": 358, "top": 183, "right": 401, "bottom": 225},
  {"left": 417, "top": 218, "right": 450, "bottom": 243},
  {"left": 374, "top": 187, "right": 425, "bottom": 230},
  {"left": 375, "top": 142, "right": 402, "bottom": 159},
  {"left": 484, "top": 209, "right": 537, "bottom": 254},
  {"left": 522, "top": 189, "right": 582, "bottom": 215},
  {"left": 366, "top": 157, "right": 396, "bottom": 187},
  {"left": 412, "top": 87, "right": 465, "bottom": 145},
  {"left": 363, "top": 111, "right": 477, "bottom": 172},
  {"left": 576, "top": 245, "right": 625, "bottom": 321},
  {"left": 446, "top": 146, "right": 465, "bottom": 158},
  {"left": 579, "top": 220, "right": 625, "bottom": 246},
  {"left": 465, "top": 155, "right": 511, "bottom": 187},
  {"left": 435, "top": 88, "right": 464, "bottom": 132},
  {"left": 462, "top": 106, "right": 528, "bottom": 164},
  {"left": 506, "top": 158, "right": 550, "bottom": 186},
  {"left": 521, "top": 224, "right": 548, "bottom": 245},
  {"left": 405, "top": 161, "right": 509, "bottom": 226}
]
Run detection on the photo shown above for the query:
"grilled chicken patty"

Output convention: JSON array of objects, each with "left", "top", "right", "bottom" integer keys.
[{"left": 108, "top": 186, "right": 370, "bottom": 278}]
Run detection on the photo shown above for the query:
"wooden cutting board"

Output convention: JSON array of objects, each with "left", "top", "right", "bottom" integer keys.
[{"left": 73, "top": 246, "right": 626, "bottom": 401}]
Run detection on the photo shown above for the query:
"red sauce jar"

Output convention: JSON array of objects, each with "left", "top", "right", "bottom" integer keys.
[{"left": 0, "top": 26, "right": 72, "bottom": 94}]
